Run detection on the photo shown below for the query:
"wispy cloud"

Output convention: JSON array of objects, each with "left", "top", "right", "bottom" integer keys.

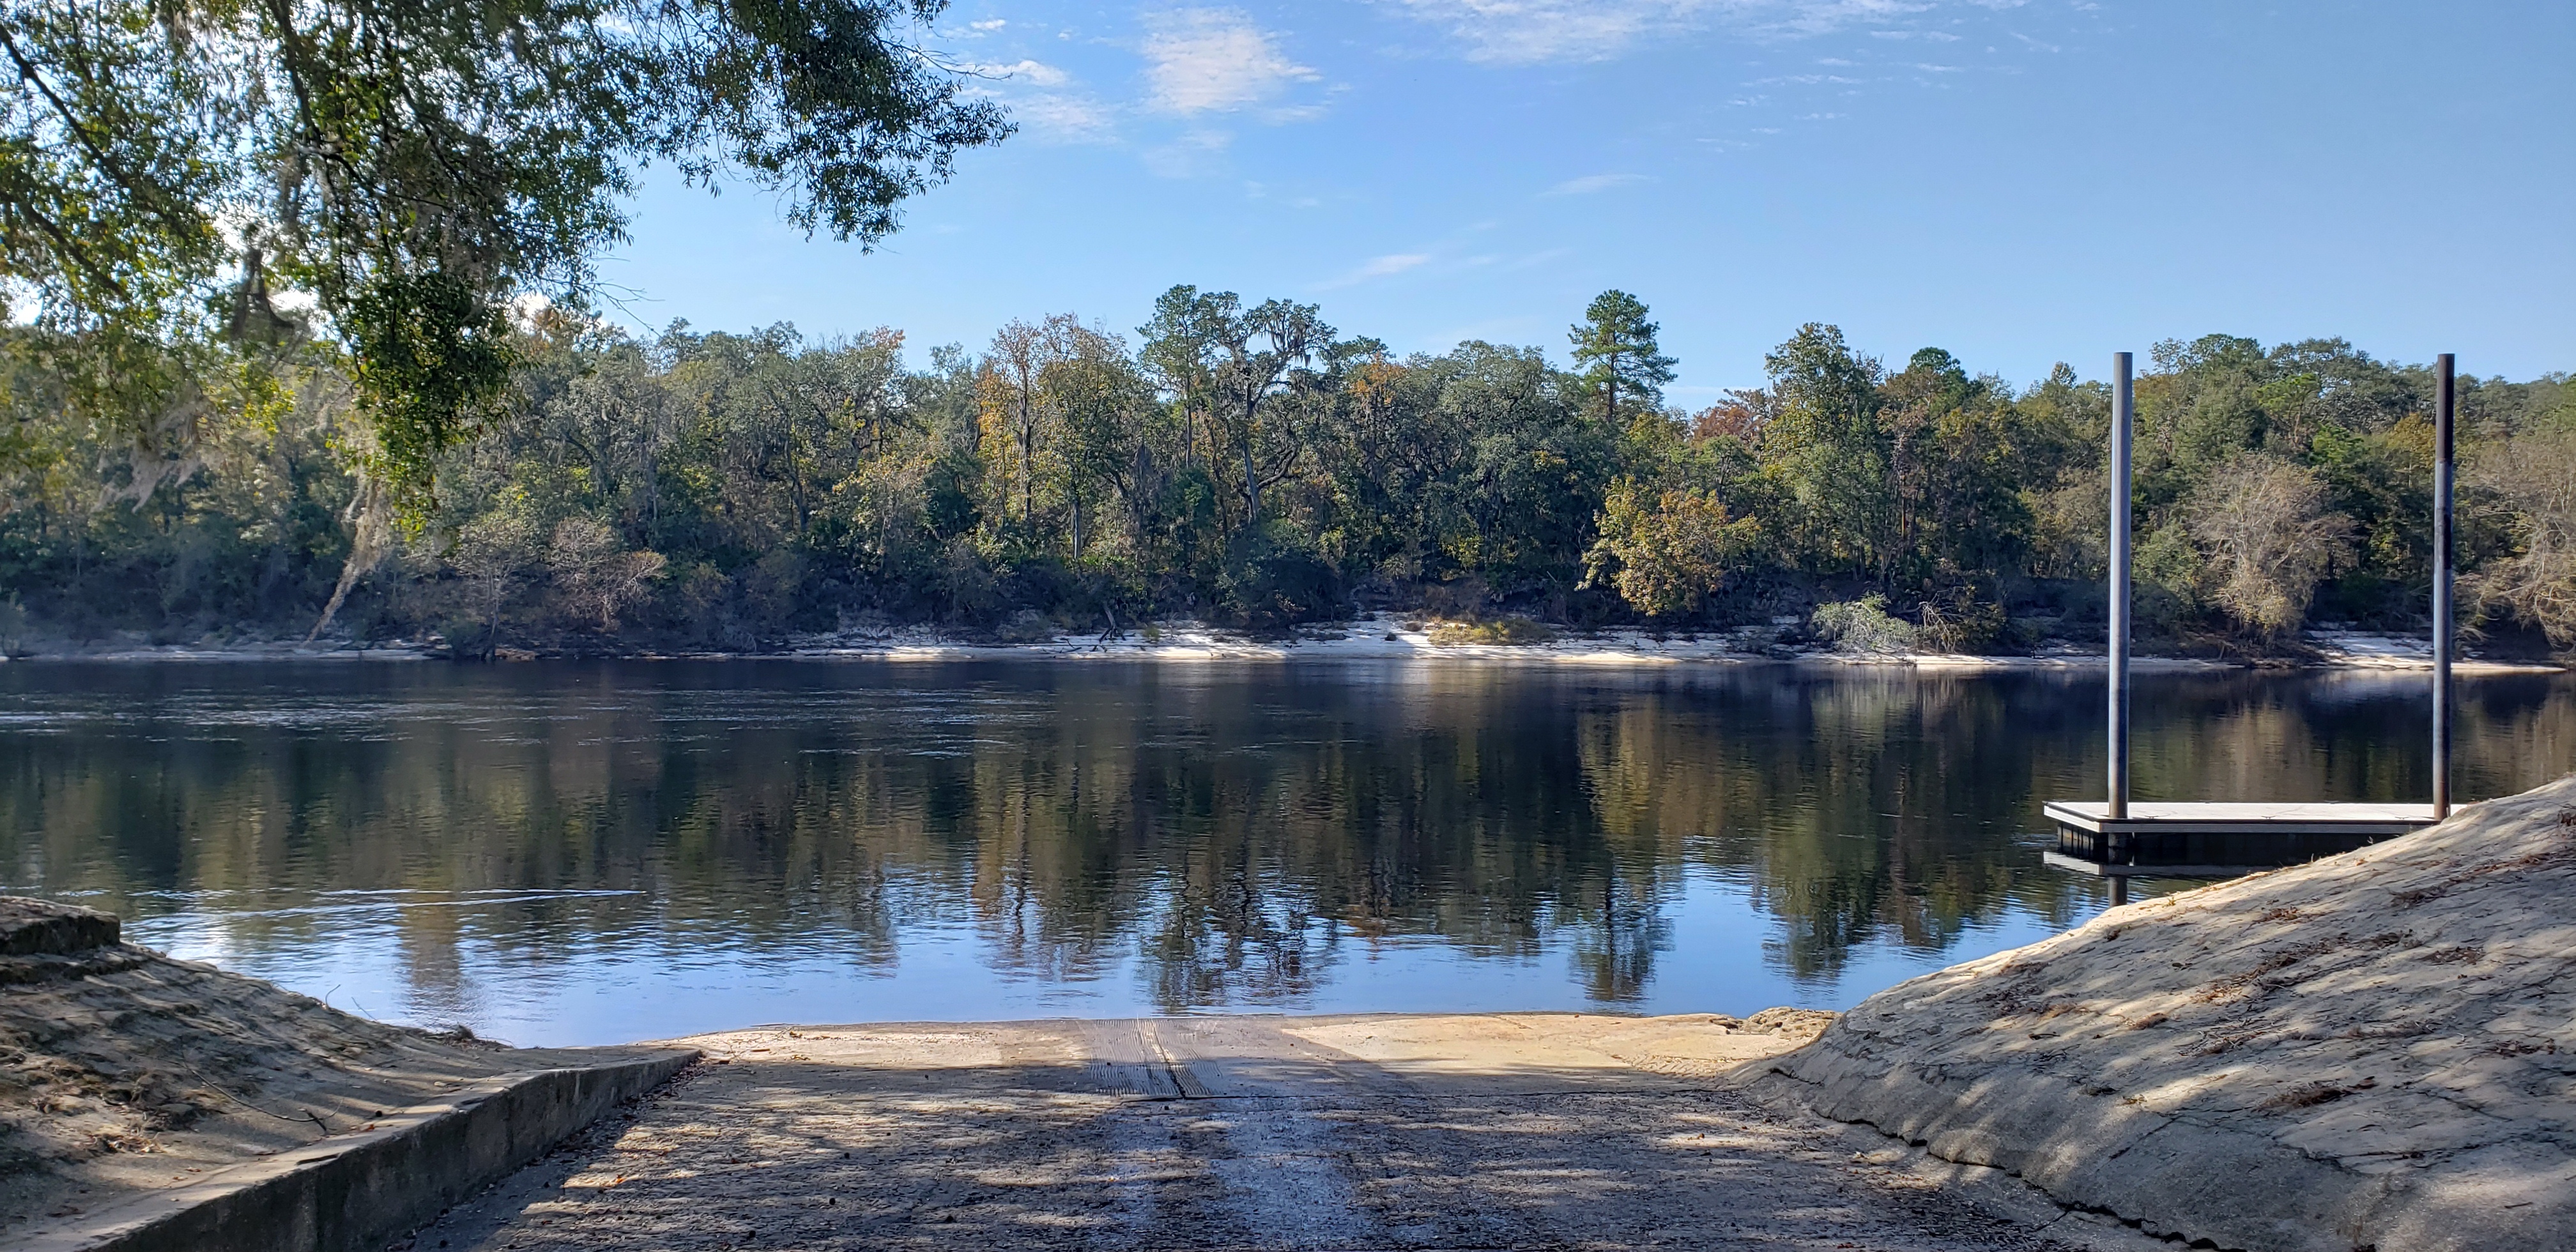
[
  {"left": 1141, "top": 128, "right": 1234, "bottom": 178},
  {"left": 1144, "top": 9, "right": 1321, "bottom": 115},
  {"left": 1380, "top": 0, "right": 1979, "bottom": 64},
  {"left": 1319, "top": 252, "right": 1434, "bottom": 289},
  {"left": 1379, "top": 0, "right": 1705, "bottom": 64},
  {"left": 959, "top": 59, "right": 1117, "bottom": 145},
  {"left": 1017, "top": 92, "right": 1121, "bottom": 144},
  {"left": 1544, "top": 172, "right": 1652, "bottom": 196},
  {"left": 965, "top": 59, "right": 1072, "bottom": 87},
  {"left": 1498, "top": 247, "right": 1570, "bottom": 272}
]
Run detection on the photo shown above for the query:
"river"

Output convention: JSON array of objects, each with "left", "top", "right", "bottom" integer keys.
[{"left": 3, "top": 659, "right": 2568, "bottom": 1046}]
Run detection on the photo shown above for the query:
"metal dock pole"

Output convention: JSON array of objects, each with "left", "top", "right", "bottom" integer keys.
[
  {"left": 2108, "top": 352, "right": 2134, "bottom": 906},
  {"left": 2433, "top": 354, "right": 2454, "bottom": 820}
]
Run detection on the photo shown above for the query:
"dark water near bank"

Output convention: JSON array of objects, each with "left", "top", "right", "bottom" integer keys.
[{"left": 3, "top": 660, "right": 2570, "bottom": 1046}]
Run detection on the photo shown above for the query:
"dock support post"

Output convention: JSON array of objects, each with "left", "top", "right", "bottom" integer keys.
[
  {"left": 2108, "top": 877, "right": 2128, "bottom": 907},
  {"left": 2108, "top": 352, "right": 2133, "bottom": 823},
  {"left": 2433, "top": 354, "right": 2454, "bottom": 819}
]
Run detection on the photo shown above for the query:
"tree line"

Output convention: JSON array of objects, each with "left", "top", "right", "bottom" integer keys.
[
  {"left": 1, "top": 289, "right": 2570, "bottom": 657},
  {"left": 6, "top": 2, "right": 2566, "bottom": 659}
]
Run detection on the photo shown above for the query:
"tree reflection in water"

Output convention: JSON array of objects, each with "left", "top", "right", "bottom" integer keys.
[{"left": 1, "top": 661, "right": 2568, "bottom": 1030}]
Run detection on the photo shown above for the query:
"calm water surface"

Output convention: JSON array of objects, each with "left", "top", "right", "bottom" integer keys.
[{"left": 3, "top": 660, "right": 2570, "bottom": 1046}]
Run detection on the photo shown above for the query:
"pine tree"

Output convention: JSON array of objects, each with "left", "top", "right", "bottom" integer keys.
[{"left": 1568, "top": 291, "right": 1678, "bottom": 427}]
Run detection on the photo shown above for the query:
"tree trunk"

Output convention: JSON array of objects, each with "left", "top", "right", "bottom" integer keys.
[
  {"left": 1242, "top": 398, "right": 1261, "bottom": 521},
  {"left": 1244, "top": 436, "right": 1260, "bottom": 522},
  {"left": 484, "top": 583, "right": 505, "bottom": 661},
  {"left": 307, "top": 478, "right": 390, "bottom": 645}
]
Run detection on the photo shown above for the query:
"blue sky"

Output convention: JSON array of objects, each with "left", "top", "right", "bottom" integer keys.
[{"left": 605, "top": 1, "right": 2573, "bottom": 403}]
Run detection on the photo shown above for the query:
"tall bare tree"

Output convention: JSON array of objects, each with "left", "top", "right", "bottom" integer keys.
[{"left": 2188, "top": 454, "right": 2354, "bottom": 634}]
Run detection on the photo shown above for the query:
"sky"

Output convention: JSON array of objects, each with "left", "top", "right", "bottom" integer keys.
[{"left": 604, "top": 1, "right": 2574, "bottom": 404}]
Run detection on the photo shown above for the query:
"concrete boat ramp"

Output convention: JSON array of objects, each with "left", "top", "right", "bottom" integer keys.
[{"left": 410, "top": 1013, "right": 2159, "bottom": 1252}]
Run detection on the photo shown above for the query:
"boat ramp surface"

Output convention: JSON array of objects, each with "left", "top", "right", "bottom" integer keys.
[{"left": 406, "top": 1013, "right": 2167, "bottom": 1251}]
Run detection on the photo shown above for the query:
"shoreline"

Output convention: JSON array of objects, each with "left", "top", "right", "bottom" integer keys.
[{"left": 4, "top": 616, "right": 2562, "bottom": 675}]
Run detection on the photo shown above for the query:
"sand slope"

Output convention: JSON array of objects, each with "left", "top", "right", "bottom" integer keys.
[
  {"left": 1772, "top": 775, "right": 2576, "bottom": 1252},
  {"left": 0, "top": 898, "right": 639, "bottom": 1239}
]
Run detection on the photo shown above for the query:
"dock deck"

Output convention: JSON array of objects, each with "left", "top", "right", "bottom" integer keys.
[{"left": 2042, "top": 800, "right": 2442, "bottom": 877}]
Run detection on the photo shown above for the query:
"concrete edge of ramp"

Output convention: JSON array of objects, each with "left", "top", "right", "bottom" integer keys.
[{"left": 18, "top": 1049, "right": 698, "bottom": 1252}]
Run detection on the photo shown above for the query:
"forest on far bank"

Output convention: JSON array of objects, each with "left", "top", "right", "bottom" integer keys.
[{"left": 3, "top": 289, "right": 2572, "bottom": 660}]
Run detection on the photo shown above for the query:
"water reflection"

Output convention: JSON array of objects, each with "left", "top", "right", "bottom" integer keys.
[{"left": 1, "top": 660, "right": 2568, "bottom": 1044}]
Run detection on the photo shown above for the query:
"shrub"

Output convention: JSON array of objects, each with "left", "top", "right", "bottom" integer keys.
[
  {"left": 1812, "top": 594, "right": 1919, "bottom": 654},
  {"left": 994, "top": 608, "right": 1055, "bottom": 643},
  {"left": 547, "top": 518, "right": 666, "bottom": 632},
  {"left": 1915, "top": 587, "right": 2007, "bottom": 653},
  {"left": 1218, "top": 522, "right": 1340, "bottom": 628},
  {"left": 1428, "top": 616, "right": 1558, "bottom": 646}
]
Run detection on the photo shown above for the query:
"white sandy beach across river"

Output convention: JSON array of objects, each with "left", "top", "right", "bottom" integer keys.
[{"left": 13, "top": 615, "right": 2553, "bottom": 673}]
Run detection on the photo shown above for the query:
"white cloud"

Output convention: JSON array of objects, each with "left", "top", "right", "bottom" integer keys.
[
  {"left": 1381, "top": 0, "right": 1963, "bottom": 65},
  {"left": 1544, "top": 172, "right": 1652, "bottom": 196},
  {"left": 1018, "top": 93, "right": 1121, "bottom": 144},
  {"left": 958, "top": 59, "right": 1115, "bottom": 144},
  {"left": 1379, "top": 0, "right": 1702, "bottom": 63},
  {"left": 1358, "top": 252, "right": 1431, "bottom": 277},
  {"left": 1144, "top": 9, "right": 1320, "bottom": 115},
  {"left": 970, "top": 18, "right": 1007, "bottom": 30},
  {"left": 966, "top": 59, "right": 1072, "bottom": 86},
  {"left": 1318, "top": 252, "right": 1433, "bottom": 289}
]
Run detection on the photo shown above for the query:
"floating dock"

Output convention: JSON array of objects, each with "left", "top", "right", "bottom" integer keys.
[
  {"left": 2042, "top": 353, "right": 2460, "bottom": 902},
  {"left": 2041, "top": 800, "right": 2442, "bottom": 879}
]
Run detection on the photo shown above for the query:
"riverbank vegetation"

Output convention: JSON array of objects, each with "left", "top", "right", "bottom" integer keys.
[
  {"left": 3, "top": 291, "right": 2569, "bottom": 657},
  {"left": 3, "top": 3, "right": 2568, "bottom": 659}
]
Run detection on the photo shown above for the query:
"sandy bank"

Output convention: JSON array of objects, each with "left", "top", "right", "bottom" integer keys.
[
  {"left": 0, "top": 898, "right": 680, "bottom": 1248},
  {"left": 1768, "top": 774, "right": 2576, "bottom": 1252},
  {"left": 786, "top": 616, "right": 2544, "bottom": 671},
  {"left": 6, "top": 616, "right": 2557, "bottom": 672}
]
